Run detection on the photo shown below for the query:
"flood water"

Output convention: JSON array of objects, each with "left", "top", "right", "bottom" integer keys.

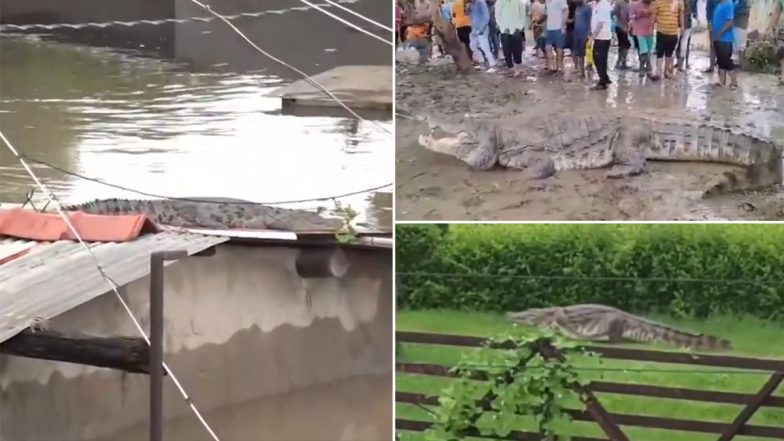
[
  {"left": 101, "top": 374, "right": 392, "bottom": 441},
  {"left": 0, "top": 0, "right": 393, "bottom": 229}
]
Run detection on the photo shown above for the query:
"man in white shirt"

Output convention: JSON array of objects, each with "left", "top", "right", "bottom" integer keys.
[
  {"left": 496, "top": 0, "right": 530, "bottom": 71},
  {"left": 545, "top": 0, "right": 569, "bottom": 71},
  {"left": 591, "top": 0, "right": 613, "bottom": 89}
]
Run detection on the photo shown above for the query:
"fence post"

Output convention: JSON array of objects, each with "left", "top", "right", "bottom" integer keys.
[
  {"left": 149, "top": 250, "right": 188, "bottom": 441},
  {"left": 537, "top": 340, "right": 630, "bottom": 441},
  {"left": 716, "top": 372, "right": 784, "bottom": 441}
]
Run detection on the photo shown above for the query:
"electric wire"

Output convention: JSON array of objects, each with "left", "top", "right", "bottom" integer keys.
[
  {"left": 319, "top": 0, "right": 394, "bottom": 32},
  {"left": 0, "top": 4, "right": 340, "bottom": 31},
  {"left": 0, "top": 130, "right": 222, "bottom": 441},
  {"left": 188, "top": 0, "right": 391, "bottom": 135},
  {"left": 395, "top": 271, "right": 784, "bottom": 286},
  {"left": 18, "top": 153, "right": 391, "bottom": 205},
  {"left": 294, "top": 0, "right": 393, "bottom": 45}
]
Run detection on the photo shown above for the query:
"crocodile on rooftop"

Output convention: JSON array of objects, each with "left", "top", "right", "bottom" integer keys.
[{"left": 60, "top": 198, "right": 345, "bottom": 233}]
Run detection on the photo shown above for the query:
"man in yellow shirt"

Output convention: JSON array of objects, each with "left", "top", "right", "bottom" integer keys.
[
  {"left": 651, "top": 0, "right": 683, "bottom": 80},
  {"left": 453, "top": 0, "right": 474, "bottom": 60}
]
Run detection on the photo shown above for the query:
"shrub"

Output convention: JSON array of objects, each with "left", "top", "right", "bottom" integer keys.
[{"left": 396, "top": 224, "right": 784, "bottom": 320}]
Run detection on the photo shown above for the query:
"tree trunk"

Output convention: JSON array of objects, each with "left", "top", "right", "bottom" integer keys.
[{"left": 429, "top": 0, "right": 474, "bottom": 74}]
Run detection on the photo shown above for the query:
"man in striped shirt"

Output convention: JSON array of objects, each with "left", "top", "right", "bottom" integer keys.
[{"left": 651, "top": 0, "right": 683, "bottom": 80}]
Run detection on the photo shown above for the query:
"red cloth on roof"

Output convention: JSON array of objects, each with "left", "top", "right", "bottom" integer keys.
[{"left": 0, "top": 208, "right": 159, "bottom": 242}]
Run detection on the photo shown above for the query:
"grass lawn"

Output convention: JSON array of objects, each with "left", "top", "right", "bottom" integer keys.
[{"left": 396, "top": 310, "right": 784, "bottom": 441}]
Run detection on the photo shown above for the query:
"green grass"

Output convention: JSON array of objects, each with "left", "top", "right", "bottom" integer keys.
[{"left": 396, "top": 310, "right": 784, "bottom": 441}]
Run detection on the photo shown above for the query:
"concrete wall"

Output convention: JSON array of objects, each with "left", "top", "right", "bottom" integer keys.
[
  {"left": 0, "top": 0, "right": 173, "bottom": 23},
  {"left": 695, "top": 0, "right": 778, "bottom": 30},
  {"left": 0, "top": 244, "right": 393, "bottom": 441},
  {"left": 0, "top": 0, "right": 392, "bottom": 74},
  {"left": 0, "top": 0, "right": 176, "bottom": 56},
  {"left": 171, "top": 0, "right": 392, "bottom": 76}
]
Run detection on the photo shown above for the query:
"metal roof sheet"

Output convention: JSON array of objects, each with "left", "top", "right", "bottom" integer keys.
[
  {"left": 0, "top": 231, "right": 228, "bottom": 344},
  {"left": 183, "top": 228, "right": 393, "bottom": 249}
]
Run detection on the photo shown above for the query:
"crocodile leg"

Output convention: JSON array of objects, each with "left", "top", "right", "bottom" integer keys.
[
  {"left": 702, "top": 157, "right": 783, "bottom": 198},
  {"left": 606, "top": 318, "right": 628, "bottom": 343},
  {"left": 499, "top": 149, "right": 557, "bottom": 179},
  {"left": 606, "top": 154, "right": 647, "bottom": 179},
  {"left": 552, "top": 308, "right": 604, "bottom": 341},
  {"left": 636, "top": 118, "right": 783, "bottom": 197},
  {"left": 603, "top": 127, "right": 648, "bottom": 179}
]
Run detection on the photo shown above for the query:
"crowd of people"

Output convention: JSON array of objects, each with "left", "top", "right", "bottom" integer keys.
[{"left": 396, "top": 0, "right": 784, "bottom": 89}]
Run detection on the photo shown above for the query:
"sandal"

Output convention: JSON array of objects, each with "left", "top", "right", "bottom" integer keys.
[{"left": 729, "top": 83, "right": 738, "bottom": 90}]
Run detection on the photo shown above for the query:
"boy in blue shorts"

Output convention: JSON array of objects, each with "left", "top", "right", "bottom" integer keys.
[
  {"left": 545, "top": 0, "right": 569, "bottom": 72},
  {"left": 712, "top": 0, "right": 738, "bottom": 88},
  {"left": 572, "top": 0, "right": 592, "bottom": 77}
]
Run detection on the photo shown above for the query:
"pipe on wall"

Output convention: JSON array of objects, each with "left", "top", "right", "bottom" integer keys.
[{"left": 295, "top": 247, "right": 350, "bottom": 278}]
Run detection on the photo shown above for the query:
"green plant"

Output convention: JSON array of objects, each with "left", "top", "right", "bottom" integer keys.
[
  {"left": 396, "top": 224, "right": 784, "bottom": 320},
  {"left": 744, "top": 38, "right": 780, "bottom": 73},
  {"left": 423, "top": 330, "right": 594, "bottom": 441},
  {"left": 333, "top": 199, "right": 360, "bottom": 243}
]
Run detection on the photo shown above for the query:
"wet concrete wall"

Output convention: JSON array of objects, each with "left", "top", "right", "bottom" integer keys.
[
  {"left": 0, "top": 0, "right": 176, "bottom": 55},
  {"left": 695, "top": 0, "right": 777, "bottom": 30},
  {"left": 0, "top": 0, "right": 174, "bottom": 23},
  {"left": 749, "top": 0, "right": 777, "bottom": 30},
  {"left": 0, "top": 244, "right": 393, "bottom": 441},
  {"left": 0, "top": 0, "right": 392, "bottom": 75},
  {"left": 172, "top": 0, "right": 391, "bottom": 76}
]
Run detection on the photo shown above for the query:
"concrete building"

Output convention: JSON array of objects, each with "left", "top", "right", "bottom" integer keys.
[
  {"left": 0, "top": 0, "right": 392, "bottom": 75},
  {"left": 0, "top": 209, "right": 392, "bottom": 441}
]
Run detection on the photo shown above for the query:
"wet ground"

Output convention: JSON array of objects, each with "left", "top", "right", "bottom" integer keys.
[
  {"left": 396, "top": 40, "right": 784, "bottom": 221},
  {"left": 0, "top": 0, "right": 393, "bottom": 230}
]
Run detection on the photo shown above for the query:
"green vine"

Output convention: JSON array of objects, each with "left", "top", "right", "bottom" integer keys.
[
  {"left": 423, "top": 330, "right": 596, "bottom": 441},
  {"left": 332, "top": 199, "right": 360, "bottom": 243}
]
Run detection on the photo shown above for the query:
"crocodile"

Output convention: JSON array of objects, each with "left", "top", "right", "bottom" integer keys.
[
  {"left": 61, "top": 198, "right": 345, "bottom": 232},
  {"left": 417, "top": 113, "right": 783, "bottom": 198},
  {"left": 507, "top": 304, "right": 731, "bottom": 350}
]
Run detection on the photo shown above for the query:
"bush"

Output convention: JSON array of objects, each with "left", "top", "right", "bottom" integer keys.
[
  {"left": 396, "top": 224, "right": 784, "bottom": 320},
  {"left": 743, "top": 38, "right": 780, "bottom": 73}
]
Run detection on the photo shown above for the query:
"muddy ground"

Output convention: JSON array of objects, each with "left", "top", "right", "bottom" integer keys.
[{"left": 396, "top": 45, "right": 784, "bottom": 221}]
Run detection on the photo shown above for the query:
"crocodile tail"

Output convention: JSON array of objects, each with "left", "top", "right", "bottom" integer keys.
[{"left": 657, "top": 326, "right": 732, "bottom": 350}]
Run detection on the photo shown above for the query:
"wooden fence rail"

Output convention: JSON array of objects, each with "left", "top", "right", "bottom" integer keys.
[{"left": 396, "top": 331, "right": 784, "bottom": 441}]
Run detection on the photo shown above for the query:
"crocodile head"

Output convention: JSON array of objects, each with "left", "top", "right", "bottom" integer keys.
[
  {"left": 506, "top": 307, "right": 558, "bottom": 327},
  {"left": 419, "top": 117, "right": 500, "bottom": 171}
]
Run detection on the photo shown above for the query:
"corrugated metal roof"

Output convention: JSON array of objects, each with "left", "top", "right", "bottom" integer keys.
[
  {"left": 182, "top": 228, "right": 392, "bottom": 248},
  {"left": 0, "top": 231, "right": 228, "bottom": 344}
]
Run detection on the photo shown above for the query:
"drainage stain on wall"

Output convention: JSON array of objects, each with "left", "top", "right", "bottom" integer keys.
[{"left": 0, "top": 245, "right": 393, "bottom": 441}]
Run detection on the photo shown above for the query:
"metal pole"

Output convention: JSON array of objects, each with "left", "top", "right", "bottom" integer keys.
[{"left": 150, "top": 250, "right": 188, "bottom": 441}]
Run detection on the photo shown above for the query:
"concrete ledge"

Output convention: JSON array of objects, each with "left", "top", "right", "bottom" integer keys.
[{"left": 267, "top": 65, "right": 392, "bottom": 111}]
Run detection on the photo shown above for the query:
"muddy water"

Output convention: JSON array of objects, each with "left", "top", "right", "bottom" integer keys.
[
  {"left": 0, "top": 0, "right": 392, "bottom": 229},
  {"left": 101, "top": 374, "right": 392, "bottom": 441},
  {"left": 396, "top": 48, "right": 784, "bottom": 221}
]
